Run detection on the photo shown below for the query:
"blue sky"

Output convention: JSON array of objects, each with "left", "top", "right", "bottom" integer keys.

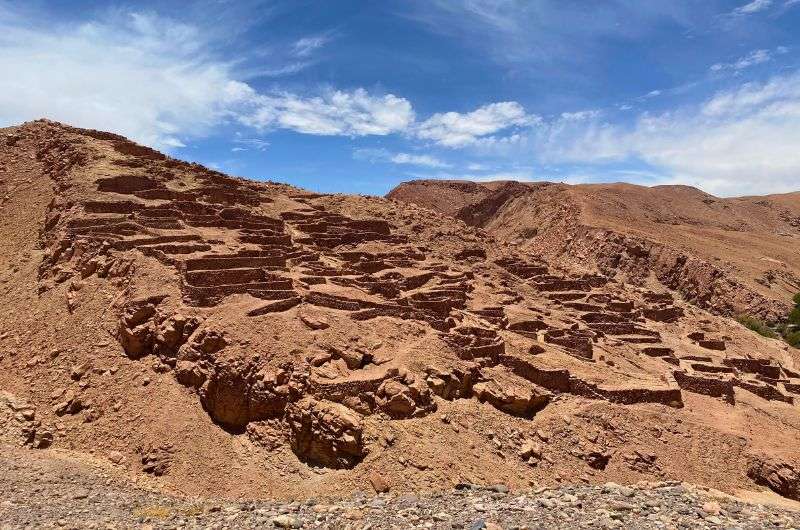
[{"left": 1, "top": 0, "right": 799, "bottom": 196}]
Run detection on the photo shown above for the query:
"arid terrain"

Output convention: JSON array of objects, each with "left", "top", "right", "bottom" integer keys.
[
  {"left": 2, "top": 121, "right": 800, "bottom": 527},
  {"left": 388, "top": 180, "right": 800, "bottom": 322},
  {"left": 4, "top": 446, "right": 800, "bottom": 529}
]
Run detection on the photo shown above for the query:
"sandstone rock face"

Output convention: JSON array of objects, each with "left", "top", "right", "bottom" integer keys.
[
  {"left": 199, "top": 362, "right": 295, "bottom": 431},
  {"left": 376, "top": 374, "right": 435, "bottom": 418},
  {"left": 0, "top": 392, "right": 53, "bottom": 449},
  {"left": 140, "top": 443, "right": 175, "bottom": 476},
  {"left": 473, "top": 380, "right": 550, "bottom": 418},
  {"left": 748, "top": 456, "right": 800, "bottom": 501},
  {"left": 286, "top": 397, "right": 365, "bottom": 469}
]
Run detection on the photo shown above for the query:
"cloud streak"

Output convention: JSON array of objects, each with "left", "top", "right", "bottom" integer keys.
[
  {"left": 405, "top": 0, "right": 703, "bottom": 69},
  {"left": 710, "top": 48, "right": 785, "bottom": 72},
  {"left": 353, "top": 148, "right": 450, "bottom": 168},
  {"left": 732, "top": 0, "right": 773, "bottom": 15},
  {"left": 292, "top": 34, "right": 333, "bottom": 57}
]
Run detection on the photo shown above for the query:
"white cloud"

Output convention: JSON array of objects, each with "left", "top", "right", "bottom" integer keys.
[
  {"left": 391, "top": 152, "right": 450, "bottom": 168},
  {"left": 700, "top": 74, "right": 799, "bottom": 116},
  {"left": 416, "top": 101, "right": 536, "bottom": 147},
  {"left": 732, "top": 0, "right": 773, "bottom": 15},
  {"left": 292, "top": 34, "right": 332, "bottom": 57},
  {"left": 232, "top": 137, "right": 270, "bottom": 152},
  {"left": 0, "top": 9, "right": 413, "bottom": 148},
  {"left": 0, "top": 11, "right": 247, "bottom": 149},
  {"left": 246, "top": 62, "right": 312, "bottom": 78},
  {"left": 532, "top": 72, "right": 800, "bottom": 196},
  {"left": 353, "top": 148, "right": 450, "bottom": 168},
  {"left": 710, "top": 49, "right": 773, "bottom": 72},
  {"left": 560, "top": 110, "right": 602, "bottom": 121},
  {"left": 239, "top": 89, "right": 414, "bottom": 136}
]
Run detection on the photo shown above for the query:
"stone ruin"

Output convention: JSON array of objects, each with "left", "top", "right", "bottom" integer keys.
[{"left": 18, "top": 122, "right": 800, "bottom": 492}]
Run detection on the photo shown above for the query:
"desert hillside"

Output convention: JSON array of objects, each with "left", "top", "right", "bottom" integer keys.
[
  {"left": 1, "top": 121, "right": 800, "bottom": 506},
  {"left": 388, "top": 180, "right": 800, "bottom": 322}
]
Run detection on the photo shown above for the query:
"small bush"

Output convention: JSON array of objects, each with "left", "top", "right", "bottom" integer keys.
[
  {"left": 785, "top": 330, "right": 800, "bottom": 348},
  {"left": 736, "top": 296, "right": 800, "bottom": 349},
  {"left": 737, "top": 315, "right": 779, "bottom": 339},
  {"left": 790, "top": 307, "right": 800, "bottom": 326}
]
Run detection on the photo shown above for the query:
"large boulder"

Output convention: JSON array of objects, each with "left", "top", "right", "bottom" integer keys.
[
  {"left": 473, "top": 379, "right": 551, "bottom": 418},
  {"left": 199, "top": 362, "right": 295, "bottom": 431},
  {"left": 286, "top": 397, "right": 365, "bottom": 469},
  {"left": 376, "top": 373, "right": 436, "bottom": 418},
  {"left": 748, "top": 455, "right": 800, "bottom": 501},
  {"left": 0, "top": 392, "right": 53, "bottom": 449}
]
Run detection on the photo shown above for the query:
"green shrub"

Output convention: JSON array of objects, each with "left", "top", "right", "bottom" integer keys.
[
  {"left": 790, "top": 307, "right": 800, "bottom": 326},
  {"left": 785, "top": 330, "right": 800, "bottom": 348},
  {"left": 737, "top": 315, "right": 779, "bottom": 339},
  {"left": 736, "top": 295, "right": 800, "bottom": 348}
]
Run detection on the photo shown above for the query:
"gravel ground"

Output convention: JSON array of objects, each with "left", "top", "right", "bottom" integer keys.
[{"left": 2, "top": 448, "right": 799, "bottom": 529}]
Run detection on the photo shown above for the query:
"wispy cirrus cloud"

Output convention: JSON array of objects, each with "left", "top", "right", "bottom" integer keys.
[
  {"left": 731, "top": 0, "right": 773, "bottom": 15},
  {"left": 292, "top": 33, "right": 333, "bottom": 57},
  {"left": 232, "top": 136, "right": 270, "bottom": 152},
  {"left": 405, "top": 0, "right": 704, "bottom": 68},
  {"left": 353, "top": 148, "right": 450, "bottom": 168},
  {"left": 238, "top": 31, "right": 334, "bottom": 80},
  {"left": 710, "top": 47, "right": 787, "bottom": 72},
  {"left": 0, "top": 10, "right": 243, "bottom": 149},
  {"left": 391, "top": 152, "right": 450, "bottom": 167}
]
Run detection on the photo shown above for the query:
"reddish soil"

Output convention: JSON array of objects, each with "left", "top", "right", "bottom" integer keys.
[{"left": 1, "top": 121, "right": 800, "bottom": 503}]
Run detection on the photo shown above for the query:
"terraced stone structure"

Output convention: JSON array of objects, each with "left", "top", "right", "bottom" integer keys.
[{"left": 2, "top": 120, "right": 800, "bottom": 502}]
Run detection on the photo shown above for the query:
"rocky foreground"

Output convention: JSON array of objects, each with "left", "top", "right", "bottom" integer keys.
[{"left": 2, "top": 448, "right": 798, "bottom": 530}]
